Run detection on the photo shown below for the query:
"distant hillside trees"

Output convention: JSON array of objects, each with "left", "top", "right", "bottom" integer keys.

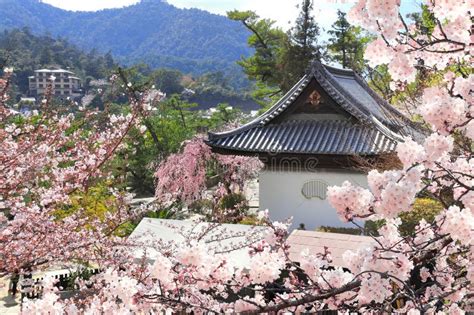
[
  {"left": 0, "top": 0, "right": 252, "bottom": 90},
  {"left": 0, "top": 28, "right": 117, "bottom": 99},
  {"left": 0, "top": 29, "right": 259, "bottom": 110}
]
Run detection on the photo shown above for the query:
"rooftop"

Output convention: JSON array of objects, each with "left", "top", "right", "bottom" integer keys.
[
  {"left": 129, "top": 218, "right": 268, "bottom": 269},
  {"left": 34, "top": 68, "right": 75, "bottom": 74},
  {"left": 287, "top": 229, "right": 374, "bottom": 268},
  {"left": 207, "top": 61, "right": 424, "bottom": 158},
  {"left": 129, "top": 219, "right": 375, "bottom": 270}
]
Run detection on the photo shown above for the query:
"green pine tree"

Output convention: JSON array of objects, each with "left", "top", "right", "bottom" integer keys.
[
  {"left": 228, "top": 3, "right": 321, "bottom": 104},
  {"left": 227, "top": 10, "right": 288, "bottom": 95},
  {"left": 284, "top": 0, "right": 321, "bottom": 83},
  {"left": 327, "top": 10, "right": 369, "bottom": 72}
]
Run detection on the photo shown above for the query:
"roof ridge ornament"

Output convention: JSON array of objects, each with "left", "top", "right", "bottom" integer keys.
[{"left": 306, "top": 59, "right": 323, "bottom": 76}]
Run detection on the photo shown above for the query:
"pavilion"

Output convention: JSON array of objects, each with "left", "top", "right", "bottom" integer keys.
[{"left": 206, "top": 61, "right": 424, "bottom": 230}]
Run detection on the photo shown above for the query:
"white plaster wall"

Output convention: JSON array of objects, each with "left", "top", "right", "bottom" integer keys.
[{"left": 259, "top": 169, "right": 368, "bottom": 230}]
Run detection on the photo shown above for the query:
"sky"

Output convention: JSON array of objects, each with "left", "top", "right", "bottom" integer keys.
[{"left": 42, "top": 0, "right": 421, "bottom": 32}]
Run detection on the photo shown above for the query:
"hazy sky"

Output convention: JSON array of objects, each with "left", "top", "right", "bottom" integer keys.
[{"left": 42, "top": 0, "right": 420, "bottom": 31}]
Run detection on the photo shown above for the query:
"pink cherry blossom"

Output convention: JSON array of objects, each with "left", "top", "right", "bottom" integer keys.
[
  {"left": 2, "top": 0, "right": 473, "bottom": 313},
  {"left": 327, "top": 181, "right": 373, "bottom": 221},
  {"left": 388, "top": 52, "right": 417, "bottom": 83},
  {"left": 396, "top": 137, "right": 426, "bottom": 169},
  {"left": 363, "top": 38, "right": 394, "bottom": 68}
]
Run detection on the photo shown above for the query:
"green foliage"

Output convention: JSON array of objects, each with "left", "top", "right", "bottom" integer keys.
[
  {"left": 398, "top": 198, "right": 443, "bottom": 236},
  {"left": 205, "top": 103, "right": 244, "bottom": 131},
  {"left": 0, "top": 28, "right": 117, "bottom": 98},
  {"left": 284, "top": 0, "right": 321, "bottom": 83},
  {"left": 364, "top": 198, "right": 444, "bottom": 237},
  {"left": 114, "top": 93, "right": 248, "bottom": 196},
  {"left": 239, "top": 215, "right": 262, "bottom": 226},
  {"left": 53, "top": 182, "right": 117, "bottom": 222},
  {"left": 212, "top": 192, "right": 250, "bottom": 224},
  {"left": 119, "top": 65, "right": 258, "bottom": 111},
  {"left": 52, "top": 181, "right": 136, "bottom": 238},
  {"left": 327, "top": 10, "right": 370, "bottom": 72},
  {"left": 189, "top": 199, "right": 214, "bottom": 215},
  {"left": 364, "top": 219, "right": 385, "bottom": 236},
  {"left": 229, "top": 2, "right": 321, "bottom": 103},
  {"left": 218, "top": 193, "right": 248, "bottom": 212},
  {"left": 152, "top": 68, "right": 184, "bottom": 95},
  {"left": 406, "top": 5, "right": 437, "bottom": 37},
  {"left": 115, "top": 96, "right": 198, "bottom": 196},
  {"left": 0, "top": 0, "right": 252, "bottom": 90},
  {"left": 63, "top": 269, "right": 97, "bottom": 291},
  {"left": 185, "top": 72, "right": 258, "bottom": 111},
  {"left": 316, "top": 226, "right": 363, "bottom": 235},
  {"left": 227, "top": 10, "right": 288, "bottom": 96},
  {"left": 366, "top": 65, "right": 394, "bottom": 100}
]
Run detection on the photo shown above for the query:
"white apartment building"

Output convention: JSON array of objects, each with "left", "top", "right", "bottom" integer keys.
[{"left": 28, "top": 68, "right": 82, "bottom": 98}]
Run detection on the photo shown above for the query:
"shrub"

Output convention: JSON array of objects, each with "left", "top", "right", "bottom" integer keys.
[
  {"left": 364, "top": 198, "right": 444, "bottom": 237},
  {"left": 316, "top": 226, "right": 363, "bottom": 235},
  {"left": 188, "top": 199, "right": 214, "bottom": 214}
]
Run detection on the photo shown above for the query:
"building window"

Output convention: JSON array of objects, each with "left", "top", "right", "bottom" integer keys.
[
  {"left": 301, "top": 180, "right": 328, "bottom": 200},
  {"left": 39, "top": 84, "right": 44, "bottom": 88}
]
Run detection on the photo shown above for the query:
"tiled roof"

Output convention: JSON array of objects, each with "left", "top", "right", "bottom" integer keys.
[
  {"left": 207, "top": 61, "right": 425, "bottom": 156},
  {"left": 34, "top": 69, "right": 75, "bottom": 74},
  {"left": 209, "top": 120, "right": 397, "bottom": 155},
  {"left": 287, "top": 230, "right": 375, "bottom": 269}
]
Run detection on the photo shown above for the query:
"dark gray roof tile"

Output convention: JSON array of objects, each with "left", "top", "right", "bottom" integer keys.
[
  {"left": 207, "top": 61, "right": 426, "bottom": 156},
  {"left": 208, "top": 120, "right": 397, "bottom": 155}
]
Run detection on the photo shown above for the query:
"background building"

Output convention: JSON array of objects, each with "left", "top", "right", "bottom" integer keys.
[{"left": 28, "top": 68, "right": 82, "bottom": 98}]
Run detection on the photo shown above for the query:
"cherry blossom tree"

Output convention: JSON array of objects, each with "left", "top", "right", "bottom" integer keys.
[
  {"left": 0, "top": 70, "right": 164, "bottom": 274},
  {"left": 155, "top": 136, "right": 262, "bottom": 221},
  {"left": 6, "top": 0, "right": 474, "bottom": 313}
]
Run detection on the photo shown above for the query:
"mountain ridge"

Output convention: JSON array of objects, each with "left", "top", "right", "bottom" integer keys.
[{"left": 0, "top": 0, "right": 252, "bottom": 88}]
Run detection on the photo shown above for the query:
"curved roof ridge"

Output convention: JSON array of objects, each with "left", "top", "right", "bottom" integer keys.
[
  {"left": 370, "top": 116, "right": 405, "bottom": 142},
  {"left": 315, "top": 63, "right": 424, "bottom": 140},
  {"left": 322, "top": 64, "right": 356, "bottom": 77},
  {"left": 208, "top": 60, "right": 425, "bottom": 145},
  {"left": 351, "top": 71, "right": 423, "bottom": 131},
  {"left": 311, "top": 62, "right": 372, "bottom": 123}
]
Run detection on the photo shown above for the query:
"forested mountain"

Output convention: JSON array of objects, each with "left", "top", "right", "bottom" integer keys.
[
  {"left": 0, "top": 0, "right": 252, "bottom": 88},
  {"left": 0, "top": 28, "right": 116, "bottom": 97},
  {"left": 0, "top": 29, "right": 258, "bottom": 110}
]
